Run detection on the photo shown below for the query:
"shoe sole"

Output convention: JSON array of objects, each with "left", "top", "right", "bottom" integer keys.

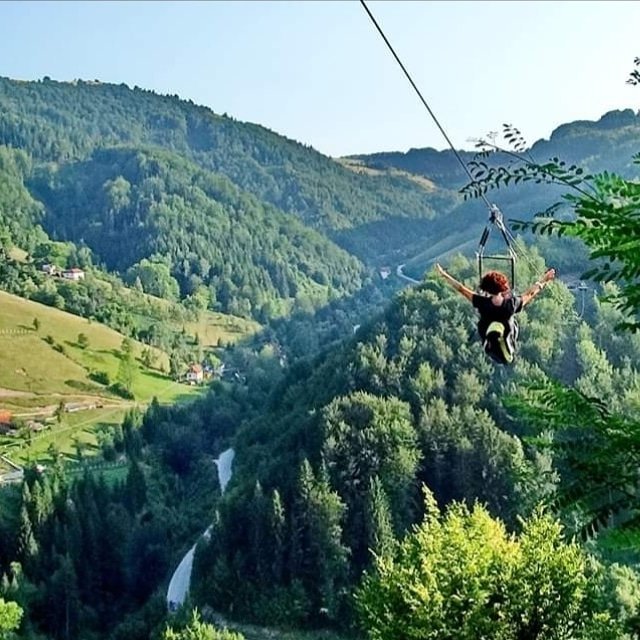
[{"left": 485, "top": 322, "right": 514, "bottom": 364}]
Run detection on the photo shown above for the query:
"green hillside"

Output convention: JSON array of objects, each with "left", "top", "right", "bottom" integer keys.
[
  {"left": 29, "top": 146, "right": 365, "bottom": 319},
  {"left": 0, "top": 76, "right": 457, "bottom": 265},
  {"left": 0, "top": 290, "right": 171, "bottom": 396},
  {"left": 0, "top": 290, "right": 206, "bottom": 464},
  {"left": 348, "top": 109, "right": 640, "bottom": 277}
]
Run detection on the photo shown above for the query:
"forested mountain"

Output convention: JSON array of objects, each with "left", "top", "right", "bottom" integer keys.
[
  {"left": 0, "top": 76, "right": 456, "bottom": 265},
  {"left": 29, "top": 146, "right": 364, "bottom": 320},
  {"left": 188, "top": 250, "right": 640, "bottom": 630},
  {"left": 348, "top": 109, "right": 640, "bottom": 276}
]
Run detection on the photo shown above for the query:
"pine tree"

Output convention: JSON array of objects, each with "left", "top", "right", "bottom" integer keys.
[
  {"left": 249, "top": 482, "right": 268, "bottom": 585},
  {"left": 365, "top": 476, "right": 395, "bottom": 559},
  {"left": 17, "top": 485, "right": 38, "bottom": 566},
  {"left": 290, "top": 459, "right": 348, "bottom": 623},
  {"left": 47, "top": 554, "right": 80, "bottom": 640},
  {"left": 267, "top": 489, "right": 286, "bottom": 584},
  {"left": 125, "top": 460, "right": 147, "bottom": 513}
]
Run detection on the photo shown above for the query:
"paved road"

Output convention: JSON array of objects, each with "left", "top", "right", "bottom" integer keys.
[
  {"left": 166, "top": 448, "right": 235, "bottom": 611},
  {"left": 396, "top": 264, "right": 421, "bottom": 285}
]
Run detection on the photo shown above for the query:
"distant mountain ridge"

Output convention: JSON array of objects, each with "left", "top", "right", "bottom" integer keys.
[
  {"left": 0, "top": 74, "right": 639, "bottom": 314},
  {"left": 348, "top": 108, "right": 640, "bottom": 186},
  {"left": 347, "top": 108, "right": 640, "bottom": 275}
]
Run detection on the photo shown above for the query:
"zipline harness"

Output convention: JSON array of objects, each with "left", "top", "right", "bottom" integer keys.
[{"left": 477, "top": 205, "right": 517, "bottom": 291}]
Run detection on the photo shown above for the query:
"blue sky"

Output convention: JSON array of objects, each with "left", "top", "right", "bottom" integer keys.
[{"left": 1, "top": 1, "right": 639, "bottom": 157}]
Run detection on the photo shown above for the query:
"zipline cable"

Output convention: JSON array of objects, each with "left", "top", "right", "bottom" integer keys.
[
  {"left": 359, "top": 3, "right": 584, "bottom": 332},
  {"left": 359, "top": 0, "right": 493, "bottom": 213},
  {"left": 360, "top": 0, "right": 526, "bottom": 290},
  {"left": 359, "top": 0, "right": 579, "bottom": 310}
]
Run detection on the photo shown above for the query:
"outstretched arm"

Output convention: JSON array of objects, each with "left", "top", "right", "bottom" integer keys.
[
  {"left": 435, "top": 264, "right": 474, "bottom": 301},
  {"left": 521, "top": 268, "right": 556, "bottom": 307}
]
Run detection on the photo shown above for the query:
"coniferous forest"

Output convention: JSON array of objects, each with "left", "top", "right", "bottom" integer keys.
[{"left": 1, "top": 64, "right": 640, "bottom": 640}]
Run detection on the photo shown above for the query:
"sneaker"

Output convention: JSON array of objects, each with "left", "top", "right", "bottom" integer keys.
[{"left": 485, "top": 321, "right": 514, "bottom": 364}]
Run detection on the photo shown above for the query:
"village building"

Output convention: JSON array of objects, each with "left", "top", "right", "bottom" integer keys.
[
  {"left": 61, "top": 267, "right": 85, "bottom": 281},
  {"left": 65, "top": 401, "right": 99, "bottom": 413},
  {"left": 185, "top": 363, "right": 204, "bottom": 385},
  {"left": 41, "top": 263, "right": 59, "bottom": 276}
]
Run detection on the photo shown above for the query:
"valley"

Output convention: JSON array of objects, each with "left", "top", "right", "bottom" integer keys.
[{"left": 0, "top": 60, "right": 638, "bottom": 640}]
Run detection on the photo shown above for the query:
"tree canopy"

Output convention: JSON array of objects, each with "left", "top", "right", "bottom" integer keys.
[{"left": 356, "top": 492, "right": 619, "bottom": 640}]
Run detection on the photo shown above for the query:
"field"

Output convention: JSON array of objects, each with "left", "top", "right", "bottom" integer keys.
[
  {"left": 119, "top": 284, "right": 260, "bottom": 350},
  {"left": 181, "top": 311, "right": 260, "bottom": 348},
  {"left": 0, "top": 290, "right": 258, "bottom": 467},
  {"left": 0, "top": 290, "right": 179, "bottom": 400},
  {"left": 336, "top": 156, "right": 437, "bottom": 191},
  {"left": 1, "top": 406, "right": 131, "bottom": 465}
]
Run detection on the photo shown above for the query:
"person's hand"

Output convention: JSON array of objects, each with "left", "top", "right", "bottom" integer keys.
[{"left": 543, "top": 268, "right": 556, "bottom": 282}]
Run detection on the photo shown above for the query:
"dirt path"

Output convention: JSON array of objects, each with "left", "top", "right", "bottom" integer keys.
[{"left": 0, "top": 388, "right": 33, "bottom": 397}]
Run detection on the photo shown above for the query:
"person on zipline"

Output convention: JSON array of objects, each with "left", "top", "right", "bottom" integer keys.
[{"left": 435, "top": 264, "right": 556, "bottom": 364}]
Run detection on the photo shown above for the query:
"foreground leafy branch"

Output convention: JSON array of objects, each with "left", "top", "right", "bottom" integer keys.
[
  {"left": 505, "top": 380, "right": 640, "bottom": 540},
  {"left": 463, "top": 119, "right": 640, "bottom": 330}
]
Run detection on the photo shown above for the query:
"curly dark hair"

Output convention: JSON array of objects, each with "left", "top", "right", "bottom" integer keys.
[{"left": 480, "top": 270, "right": 510, "bottom": 295}]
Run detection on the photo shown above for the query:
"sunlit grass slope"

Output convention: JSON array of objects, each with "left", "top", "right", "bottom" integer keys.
[
  {"left": 0, "top": 289, "right": 179, "bottom": 402},
  {"left": 0, "top": 290, "right": 261, "bottom": 465}
]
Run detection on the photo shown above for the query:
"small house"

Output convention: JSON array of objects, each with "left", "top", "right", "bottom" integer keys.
[
  {"left": 0, "top": 411, "right": 12, "bottom": 435},
  {"left": 41, "top": 263, "right": 59, "bottom": 276},
  {"left": 61, "top": 268, "right": 85, "bottom": 281},
  {"left": 379, "top": 266, "right": 392, "bottom": 280},
  {"left": 185, "top": 364, "right": 204, "bottom": 385}
]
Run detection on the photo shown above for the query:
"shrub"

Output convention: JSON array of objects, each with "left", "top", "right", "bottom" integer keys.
[
  {"left": 109, "top": 383, "right": 135, "bottom": 400},
  {"left": 90, "top": 370, "right": 110, "bottom": 386}
]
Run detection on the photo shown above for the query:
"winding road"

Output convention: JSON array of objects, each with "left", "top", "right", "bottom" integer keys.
[
  {"left": 396, "top": 264, "right": 421, "bottom": 285},
  {"left": 166, "top": 447, "right": 235, "bottom": 611}
]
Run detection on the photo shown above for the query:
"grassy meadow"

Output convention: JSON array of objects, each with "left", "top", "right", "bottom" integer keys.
[
  {"left": 0, "top": 289, "right": 176, "bottom": 400},
  {"left": 0, "top": 290, "right": 258, "bottom": 467},
  {"left": 181, "top": 311, "right": 260, "bottom": 348}
]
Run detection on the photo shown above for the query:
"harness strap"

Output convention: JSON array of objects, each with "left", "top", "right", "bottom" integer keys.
[{"left": 477, "top": 205, "right": 517, "bottom": 290}]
